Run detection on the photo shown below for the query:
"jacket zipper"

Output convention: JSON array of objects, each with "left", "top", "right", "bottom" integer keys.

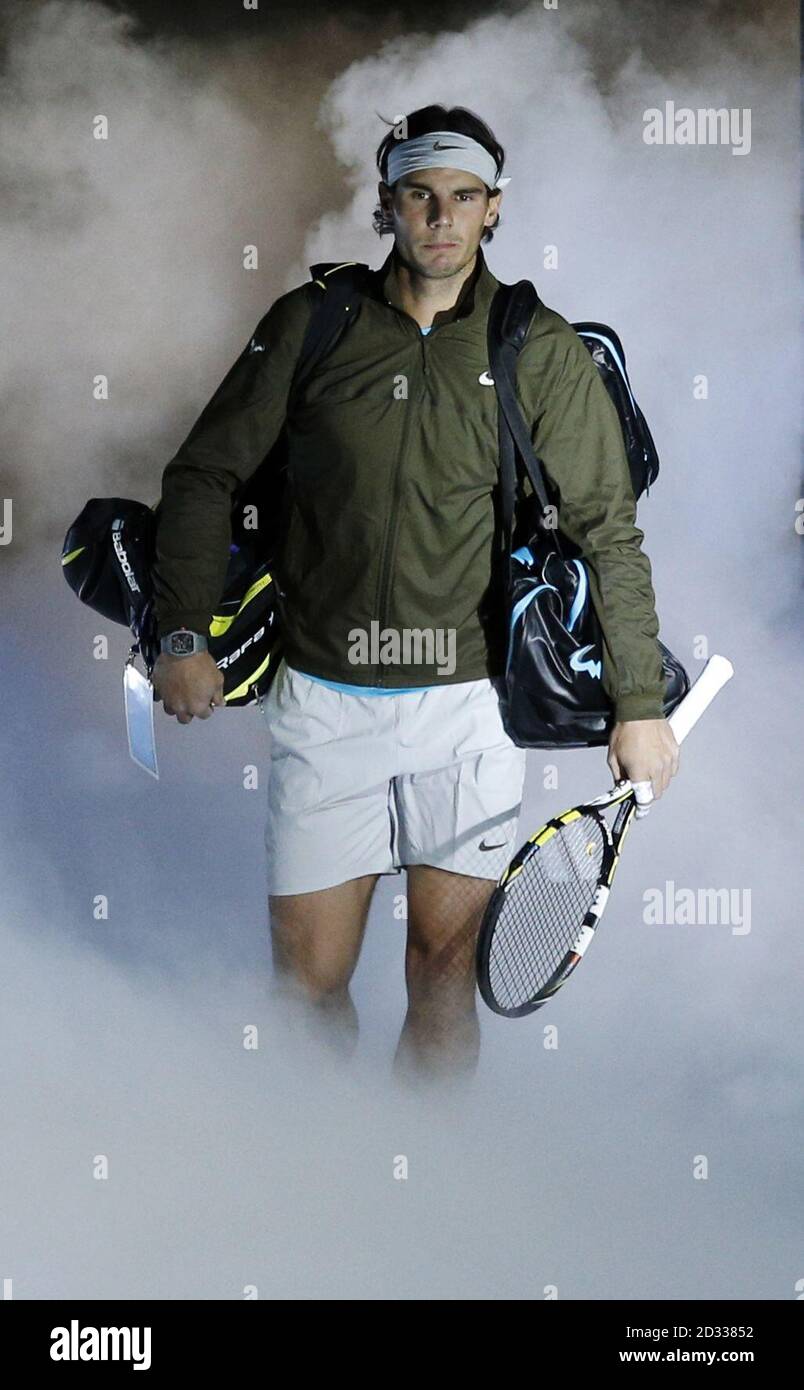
[{"left": 373, "top": 323, "right": 430, "bottom": 685}]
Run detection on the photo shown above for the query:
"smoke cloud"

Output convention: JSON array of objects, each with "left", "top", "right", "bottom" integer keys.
[{"left": 1, "top": 0, "right": 800, "bottom": 1298}]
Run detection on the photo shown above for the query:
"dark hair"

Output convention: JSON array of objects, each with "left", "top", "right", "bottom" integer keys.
[{"left": 372, "top": 104, "right": 506, "bottom": 243}]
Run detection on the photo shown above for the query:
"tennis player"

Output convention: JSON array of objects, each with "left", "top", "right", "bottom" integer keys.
[{"left": 150, "top": 105, "right": 679, "bottom": 1079}]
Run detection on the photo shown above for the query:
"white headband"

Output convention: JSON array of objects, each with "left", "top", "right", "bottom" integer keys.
[{"left": 385, "top": 130, "right": 510, "bottom": 191}]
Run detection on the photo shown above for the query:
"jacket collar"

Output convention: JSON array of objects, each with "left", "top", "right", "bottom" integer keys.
[{"left": 369, "top": 242, "right": 499, "bottom": 332}]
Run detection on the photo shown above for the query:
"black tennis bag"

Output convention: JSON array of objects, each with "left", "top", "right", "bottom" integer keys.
[
  {"left": 488, "top": 281, "right": 689, "bottom": 747},
  {"left": 61, "top": 496, "right": 279, "bottom": 706}
]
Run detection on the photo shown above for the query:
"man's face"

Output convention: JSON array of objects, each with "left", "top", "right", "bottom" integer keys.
[{"left": 378, "top": 167, "right": 501, "bottom": 279}]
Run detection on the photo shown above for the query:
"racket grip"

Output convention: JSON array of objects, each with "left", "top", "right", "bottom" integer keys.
[
  {"left": 667, "top": 654, "right": 734, "bottom": 746},
  {"left": 630, "top": 779, "right": 655, "bottom": 817}
]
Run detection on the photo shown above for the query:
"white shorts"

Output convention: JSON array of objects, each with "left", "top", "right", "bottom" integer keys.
[{"left": 259, "top": 659, "right": 527, "bottom": 896}]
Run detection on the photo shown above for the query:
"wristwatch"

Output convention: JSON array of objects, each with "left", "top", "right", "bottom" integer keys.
[{"left": 160, "top": 628, "right": 209, "bottom": 657}]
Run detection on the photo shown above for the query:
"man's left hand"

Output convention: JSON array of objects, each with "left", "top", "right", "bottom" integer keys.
[{"left": 607, "top": 718, "right": 680, "bottom": 817}]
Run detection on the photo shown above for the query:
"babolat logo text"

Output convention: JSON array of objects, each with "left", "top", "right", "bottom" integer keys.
[
  {"left": 50, "top": 1320, "right": 151, "bottom": 1370},
  {"left": 111, "top": 522, "right": 141, "bottom": 594},
  {"left": 214, "top": 626, "right": 266, "bottom": 669},
  {"left": 347, "top": 623, "right": 456, "bottom": 676}
]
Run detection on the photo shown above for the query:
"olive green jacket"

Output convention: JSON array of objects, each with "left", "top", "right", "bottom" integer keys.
[{"left": 152, "top": 245, "right": 666, "bottom": 720}]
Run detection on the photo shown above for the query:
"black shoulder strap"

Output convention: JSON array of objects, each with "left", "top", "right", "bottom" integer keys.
[
  {"left": 287, "top": 262, "right": 373, "bottom": 413},
  {"left": 488, "top": 280, "right": 564, "bottom": 565},
  {"left": 488, "top": 281, "right": 551, "bottom": 510}
]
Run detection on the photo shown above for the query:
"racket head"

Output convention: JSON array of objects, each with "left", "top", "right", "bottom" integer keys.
[{"left": 476, "top": 790, "right": 636, "bottom": 1017}]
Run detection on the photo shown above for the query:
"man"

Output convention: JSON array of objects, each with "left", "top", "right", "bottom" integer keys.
[{"left": 150, "top": 106, "right": 679, "bottom": 1080}]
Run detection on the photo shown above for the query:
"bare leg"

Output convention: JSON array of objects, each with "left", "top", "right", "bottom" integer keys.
[
  {"left": 268, "top": 874, "right": 379, "bottom": 1058},
  {"left": 393, "top": 865, "right": 495, "bottom": 1084}
]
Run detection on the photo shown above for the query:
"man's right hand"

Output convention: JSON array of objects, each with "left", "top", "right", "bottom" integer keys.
[{"left": 151, "top": 651, "right": 225, "bottom": 724}]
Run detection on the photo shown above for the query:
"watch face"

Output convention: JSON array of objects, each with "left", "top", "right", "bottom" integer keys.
[{"left": 171, "top": 632, "right": 195, "bottom": 656}]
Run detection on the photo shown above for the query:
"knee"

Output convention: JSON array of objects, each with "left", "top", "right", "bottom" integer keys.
[
  {"left": 405, "top": 937, "right": 439, "bottom": 976},
  {"left": 275, "top": 958, "right": 352, "bottom": 1008},
  {"left": 304, "top": 973, "right": 352, "bottom": 1009},
  {"left": 404, "top": 935, "right": 477, "bottom": 1005}
]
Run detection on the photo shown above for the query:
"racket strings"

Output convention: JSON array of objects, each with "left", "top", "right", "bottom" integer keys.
[{"left": 488, "top": 814, "right": 606, "bottom": 1011}]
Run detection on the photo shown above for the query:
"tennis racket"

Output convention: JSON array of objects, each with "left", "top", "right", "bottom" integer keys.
[{"left": 476, "top": 654, "right": 734, "bottom": 1017}]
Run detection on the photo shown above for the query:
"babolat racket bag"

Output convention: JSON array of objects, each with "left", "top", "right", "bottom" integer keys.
[
  {"left": 61, "top": 497, "right": 155, "bottom": 630},
  {"left": 61, "top": 497, "right": 281, "bottom": 707},
  {"left": 488, "top": 281, "right": 690, "bottom": 749}
]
